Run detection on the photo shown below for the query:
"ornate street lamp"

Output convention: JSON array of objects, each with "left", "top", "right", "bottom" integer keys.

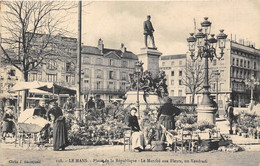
[
  {"left": 135, "top": 61, "right": 143, "bottom": 118},
  {"left": 245, "top": 75, "right": 260, "bottom": 106},
  {"left": 187, "top": 17, "right": 227, "bottom": 124}
]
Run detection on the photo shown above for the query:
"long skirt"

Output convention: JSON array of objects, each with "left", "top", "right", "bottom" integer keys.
[
  {"left": 53, "top": 118, "right": 68, "bottom": 150},
  {"left": 2, "top": 121, "right": 14, "bottom": 133},
  {"left": 132, "top": 131, "right": 144, "bottom": 149},
  {"left": 158, "top": 115, "right": 175, "bottom": 130}
]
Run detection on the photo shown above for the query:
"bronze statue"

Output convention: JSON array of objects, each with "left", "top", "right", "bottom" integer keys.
[{"left": 144, "top": 15, "right": 156, "bottom": 48}]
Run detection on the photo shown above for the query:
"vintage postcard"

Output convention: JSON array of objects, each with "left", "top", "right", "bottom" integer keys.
[{"left": 0, "top": 0, "right": 259, "bottom": 166}]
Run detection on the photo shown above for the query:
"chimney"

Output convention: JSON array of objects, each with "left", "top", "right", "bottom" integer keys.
[
  {"left": 98, "top": 38, "right": 104, "bottom": 53},
  {"left": 121, "top": 43, "right": 126, "bottom": 53}
]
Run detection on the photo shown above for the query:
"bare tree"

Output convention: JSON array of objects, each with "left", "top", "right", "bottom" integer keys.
[
  {"left": 182, "top": 59, "right": 215, "bottom": 104},
  {"left": 0, "top": 1, "right": 77, "bottom": 110},
  {"left": 182, "top": 60, "right": 204, "bottom": 104}
]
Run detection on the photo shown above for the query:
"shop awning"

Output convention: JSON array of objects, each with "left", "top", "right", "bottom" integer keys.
[{"left": 10, "top": 81, "right": 76, "bottom": 95}]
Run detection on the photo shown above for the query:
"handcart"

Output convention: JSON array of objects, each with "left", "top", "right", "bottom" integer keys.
[{"left": 15, "top": 108, "right": 51, "bottom": 150}]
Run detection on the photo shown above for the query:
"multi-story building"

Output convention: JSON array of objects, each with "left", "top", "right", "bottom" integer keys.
[
  {"left": 186, "top": 39, "right": 260, "bottom": 111},
  {"left": 159, "top": 54, "right": 187, "bottom": 103},
  {"left": 81, "top": 39, "right": 138, "bottom": 102}
]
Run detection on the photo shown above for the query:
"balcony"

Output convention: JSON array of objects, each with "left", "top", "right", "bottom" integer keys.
[{"left": 82, "top": 88, "right": 127, "bottom": 95}]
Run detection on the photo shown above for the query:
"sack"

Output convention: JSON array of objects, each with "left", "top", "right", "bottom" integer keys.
[{"left": 151, "top": 141, "right": 166, "bottom": 151}]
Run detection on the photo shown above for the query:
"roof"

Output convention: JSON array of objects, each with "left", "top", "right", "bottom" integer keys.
[
  {"left": 161, "top": 54, "right": 186, "bottom": 60},
  {"left": 82, "top": 46, "right": 102, "bottom": 55},
  {"left": 81, "top": 46, "right": 138, "bottom": 60}
]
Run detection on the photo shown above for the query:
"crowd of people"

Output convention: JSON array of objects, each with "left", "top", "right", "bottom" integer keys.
[{"left": 1, "top": 95, "right": 237, "bottom": 152}]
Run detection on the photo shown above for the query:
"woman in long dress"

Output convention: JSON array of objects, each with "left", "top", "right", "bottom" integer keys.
[
  {"left": 128, "top": 107, "right": 145, "bottom": 152},
  {"left": 47, "top": 100, "right": 68, "bottom": 151},
  {"left": 2, "top": 107, "right": 15, "bottom": 140}
]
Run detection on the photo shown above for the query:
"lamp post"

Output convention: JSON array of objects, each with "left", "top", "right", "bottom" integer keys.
[
  {"left": 215, "top": 71, "right": 220, "bottom": 117},
  {"left": 245, "top": 75, "right": 259, "bottom": 107},
  {"left": 187, "top": 17, "right": 227, "bottom": 124},
  {"left": 135, "top": 61, "right": 143, "bottom": 119}
]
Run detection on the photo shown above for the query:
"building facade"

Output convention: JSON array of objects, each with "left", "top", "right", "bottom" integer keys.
[
  {"left": 186, "top": 40, "right": 260, "bottom": 110},
  {"left": 81, "top": 39, "right": 138, "bottom": 102},
  {"left": 159, "top": 54, "right": 187, "bottom": 103}
]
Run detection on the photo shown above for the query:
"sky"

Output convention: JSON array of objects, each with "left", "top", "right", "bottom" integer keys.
[{"left": 2, "top": 0, "right": 260, "bottom": 56}]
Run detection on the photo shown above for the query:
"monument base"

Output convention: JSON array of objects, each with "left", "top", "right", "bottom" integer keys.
[
  {"left": 124, "top": 91, "right": 162, "bottom": 118},
  {"left": 197, "top": 105, "right": 217, "bottom": 125}
]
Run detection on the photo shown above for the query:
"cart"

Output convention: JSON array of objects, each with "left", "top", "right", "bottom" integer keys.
[{"left": 15, "top": 108, "right": 51, "bottom": 150}]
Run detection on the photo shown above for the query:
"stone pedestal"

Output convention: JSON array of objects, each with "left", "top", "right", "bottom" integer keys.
[
  {"left": 197, "top": 105, "right": 217, "bottom": 125},
  {"left": 138, "top": 48, "right": 162, "bottom": 78},
  {"left": 124, "top": 91, "right": 162, "bottom": 118}
]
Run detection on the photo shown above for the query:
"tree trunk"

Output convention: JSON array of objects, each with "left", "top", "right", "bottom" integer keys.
[
  {"left": 191, "top": 91, "right": 195, "bottom": 105},
  {"left": 21, "top": 71, "right": 29, "bottom": 111}
]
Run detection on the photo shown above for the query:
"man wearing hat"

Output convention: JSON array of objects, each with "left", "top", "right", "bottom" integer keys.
[
  {"left": 63, "top": 97, "right": 75, "bottom": 115},
  {"left": 144, "top": 15, "right": 156, "bottom": 48},
  {"left": 35, "top": 98, "right": 48, "bottom": 119}
]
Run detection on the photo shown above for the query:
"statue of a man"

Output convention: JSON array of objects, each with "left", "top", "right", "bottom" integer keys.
[{"left": 144, "top": 15, "right": 156, "bottom": 48}]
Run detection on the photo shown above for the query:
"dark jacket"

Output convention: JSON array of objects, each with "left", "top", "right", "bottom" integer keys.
[
  {"left": 47, "top": 106, "right": 63, "bottom": 122},
  {"left": 144, "top": 20, "right": 154, "bottom": 35},
  {"left": 128, "top": 115, "right": 140, "bottom": 132},
  {"left": 157, "top": 103, "right": 181, "bottom": 121}
]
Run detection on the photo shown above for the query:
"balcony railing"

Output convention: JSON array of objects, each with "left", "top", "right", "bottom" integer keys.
[{"left": 82, "top": 88, "right": 127, "bottom": 95}]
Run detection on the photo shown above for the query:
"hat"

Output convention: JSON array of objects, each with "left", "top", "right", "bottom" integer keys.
[{"left": 47, "top": 99, "right": 58, "bottom": 104}]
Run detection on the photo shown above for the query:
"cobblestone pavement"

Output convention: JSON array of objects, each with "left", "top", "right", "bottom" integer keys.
[{"left": 1, "top": 142, "right": 260, "bottom": 166}]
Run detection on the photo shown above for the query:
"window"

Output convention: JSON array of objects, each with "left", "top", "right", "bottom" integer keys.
[
  {"left": 179, "top": 80, "right": 182, "bottom": 85},
  {"left": 109, "top": 71, "right": 115, "bottom": 79},
  {"left": 96, "top": 81, "right": 102, "bottom": 89},
  {"left": 232, "top": 58, "right": 235, "bottom": 65},
  {"left": 108, "top": 81, "right": 114, "bottom": 89},
  {"left": 66, "top": 75, "right": 74, "bottom": 83},
  {"left": 236, "top": 59, "right": 239, "bottom": 66},
  {"left": 248, "top": 61, "right": 250, "bottom": 68},
  {"left": 66, "top": 62, "right": 72, "bottom": 72},
  {"left": 171, "top": 80, "right": 174, "bottom": 85},
  {"left": 171, "top": 71, "right": 174, "bottom": 76},
  {"left": 171, "top": 61, "right": 175, "bottom": 65},
  {"left": 197, "top": 96, "right": 201, "bottom": 105},
  {"left": 178, "top": 90, "right": 182, "bottom": 96},
  {"left": 83, "top": 56, "right": 90, "bottom": 64},
  {"left": 212, "top": 83, "right": 216, "bottom": 91},
  {"left": 220, "top": 83, "right": 224, "bottom": 91},
  {"left": 254, "top": 62, "right": 257, "bottom": 69},
  {"left": 213, "top": 59, "right": 217, "bottom": 66},
  {"left": 120, "top": 82, "right": 126, "bottom": 90},
  {"left": 240, "top": 59, "right": 243, "bottom": 67},
  {"left": 122, "top": 61, "right": 128, "bottom": 67},
  {"left": 8, "top": 69, "right": 16, "bottom": 76},
  {"left": 84, "top": 68, "right": 90, "bottom": 78},
  {"left": 47, "top": 60, "right": 57, "bottom": 70},
  {"left": 244, "top": 60, "right": 246, "bottom": 67},
  {"left": 121, "top": 72, "right": 127, "bottom": 80},
  {"left": 96, "top": 58, "right": 102, "bottom": 65},
  {"left": 179, "top": 60, "right": 183, "bottom": 65},
  {"left": 47, "top": 74, "right": 57, "bottom": 82},
  {"left": 162, "top": 62, "right": 165, "bottom": 66},
  {"left": 179, "top": 70, "right": 182, "bottom": 76},
  {"left": 109, "top": 59, "right": 115, "bottom": 66},
  {"left": 96, "top": 69, "right": 103, "bottom": 79},
  {"left": 171, "top": 90, "right": 174, "bottom": 96},
  {"left": 29, "top": 73, "right": 37, "bottom": 81},
  {"left": 240, "top": 70, "right": 243, "bottom": 78}
]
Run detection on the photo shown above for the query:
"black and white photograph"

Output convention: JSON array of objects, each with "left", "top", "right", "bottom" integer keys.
[{"left": 0, "top": 0, "right": 259, "bottom": 165}]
